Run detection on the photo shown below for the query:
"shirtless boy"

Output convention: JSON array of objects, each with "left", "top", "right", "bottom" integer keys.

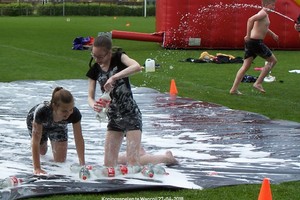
[{"left": 230, "top": 0, "right": 278, "bottom": 94}]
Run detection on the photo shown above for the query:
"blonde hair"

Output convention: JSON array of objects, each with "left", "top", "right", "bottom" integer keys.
[{"left": 262, "top": 0, "right": 276, "bottom": 6}]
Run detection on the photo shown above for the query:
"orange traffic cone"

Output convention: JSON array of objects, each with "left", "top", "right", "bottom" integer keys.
[
  {"left": 169, "top": 79, "right": 178, "bottom": 101},
  {"left": 170, "top": 79, "right": 178, "bottom": 96},
  {"left": 258, "top": 178, "right": 272, "bottom": 200}
]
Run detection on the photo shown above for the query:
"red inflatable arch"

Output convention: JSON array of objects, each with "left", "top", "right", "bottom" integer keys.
[
  {"left": 112, "top": 0, "right": 300, "bottom": 49},
  {"left": 156, "top": 0, "right": 300, "bottom": 49}
]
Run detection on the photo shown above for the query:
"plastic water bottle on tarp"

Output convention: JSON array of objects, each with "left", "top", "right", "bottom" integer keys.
[
  {"left": 152, "top": 164, "right": 169, "bottom": 175},
  {"left": 89, "top": 165, "right": 105, "bottom": 178},
  {"left": 141, "top": 164, "right": 154, "bottom": 178},
  {"left": 0, "top": 176, "right": 23, "bottom": 188},
  {"left": 96, "top": 91, "right": 111, "bottom": 122},
  {"left": 91, "top": 165, "right": 119, "bottom": 178},
  {"left": 116, "top": 165, "right": 142, "bottom": 175},
  {"left": 127, "top": 165, "right": 142, "bottom": 174},
  {"left": 79, "top": 166, "right": 91, "bottom": 180},
  {"left": 70, "top": 163, "right": 82, "bottom": 173},
  {"left": 102, "top": 167, "right": 119, "bottom": 177},
  {"left": 70, "top": 163, "right": 91, "bottom": 173}
]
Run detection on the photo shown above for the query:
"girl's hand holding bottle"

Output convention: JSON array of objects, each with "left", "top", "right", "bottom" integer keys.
[{"left": 95, "top": 91, "right": 111, "bottom": 122}]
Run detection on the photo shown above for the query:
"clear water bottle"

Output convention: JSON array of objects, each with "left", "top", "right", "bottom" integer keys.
[
  {"left": 152, "top": 165, "right": 169, "bottom": 175},
  {"left": 96, "top": 91, "right": 111, "bottom": 122},
  {"left": 91, "top": 165, "right": 139, "bottom": 177},
  {"left": 90, "top": 165, "right": 104, "bottom": 178},
  {"left": 141, "top": 165, "right": 154, "bottom": 178},
  {"left": 79, "top": 166, "right": 91, "bottom": 180},
  {"left": 91, "top": 165, "right": 119, "bottom": 178},
  {"left": 70, "top": 163, "right": 82, "bottom": 173},
  {"left": 127, "top": 165, "right": 142, "bottom": 174},
  {"left": 0, "top": 176, "right": 23, "bottom": 188},
  {"left": 96, "top": 111, "right": 107, "bottom": 122},
  {"left": 117, "top": 164, "right": 142, "bottom": 175}
]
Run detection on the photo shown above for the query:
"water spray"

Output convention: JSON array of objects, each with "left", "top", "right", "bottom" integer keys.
[{"left": 265, "top": 7, "right": 297, "bottom": 24}]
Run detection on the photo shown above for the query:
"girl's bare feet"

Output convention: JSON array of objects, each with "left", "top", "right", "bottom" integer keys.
[{"left": 165, "top": 151, "right": 178, "bottom": 165}]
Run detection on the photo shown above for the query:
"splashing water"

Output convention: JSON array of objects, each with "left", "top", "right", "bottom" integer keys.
[
  {"left": 267, "top": 9, "right": 296, "bottom": 23},
  {"left": 165, "top": 2, "right": 297, "bottom": 44},
  {"left": 201, "top": 3, "right": 296, "bottom": 23},
  {"left": 166, "top": 3, "right": 263, "bottom": 41}
]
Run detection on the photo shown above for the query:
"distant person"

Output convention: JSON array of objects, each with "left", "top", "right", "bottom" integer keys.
[
  {"left": 26, "top": 87, "right": 85, "bottom": 175},
  {"left": 295, "top": 23, "right": 300, "bottom": 32},
  {"left": 230, "top": 0, "right": 278, "bottom": 95},
  {"left": 295, "top": 14, "right": 300, "bottom": 39},
  {"left": 295, "top": 14, "right": 300, "bottom": 34}
]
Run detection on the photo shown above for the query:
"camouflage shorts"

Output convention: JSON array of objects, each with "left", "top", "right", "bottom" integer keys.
[{"left": 28, "top": 127, "right": 68, "bottom": 144}]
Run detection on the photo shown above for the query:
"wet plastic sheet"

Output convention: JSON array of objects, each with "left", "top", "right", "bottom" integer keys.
[{"left": 0, "top": 79, "right": 300, "bottom": 199}]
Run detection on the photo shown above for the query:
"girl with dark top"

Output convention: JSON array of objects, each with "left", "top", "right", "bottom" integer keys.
[
  {"left": 27, "top": 87, "right": 85, "bottom": 174},
  {"left": 86, "top": 35, "right": 143, "bottom": 168},
  {"left": 87, "top": 36, "right": 178, "bottom": 169}
]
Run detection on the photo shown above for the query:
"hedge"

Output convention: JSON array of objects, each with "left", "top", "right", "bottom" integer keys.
[
  {"left": 0, "top": 3, "right": 34, "bottom": 16},
  {"left": 0, "top": 3, "right": 155, "bottom": 16}
]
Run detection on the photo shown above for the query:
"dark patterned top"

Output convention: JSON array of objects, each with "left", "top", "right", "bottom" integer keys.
[
  {"left": 26, "top": 101, "right": 82, "bottom": 131},
  {"left": 86, "top": 51, "right": 142, "bottom": 131}
]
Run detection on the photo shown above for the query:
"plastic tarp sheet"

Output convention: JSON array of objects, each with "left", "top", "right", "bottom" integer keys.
[{"left": 0, "top": 79, "right": 300, "bottom": 199}]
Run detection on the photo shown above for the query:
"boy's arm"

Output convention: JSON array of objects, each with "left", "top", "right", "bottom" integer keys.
[
  {"left": 245, "top": 17, "right": 255, "bottom": 40},
  {"left": 268, "top": 29, "right": 279, "bottom": 42}
]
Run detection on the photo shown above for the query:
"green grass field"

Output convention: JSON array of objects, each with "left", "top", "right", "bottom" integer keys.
[{"left": 0, "top": 16, "right": 300, "bottom": 200}]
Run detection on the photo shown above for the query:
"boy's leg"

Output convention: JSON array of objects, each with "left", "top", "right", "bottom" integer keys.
[
  {"left": 230, "top": 57, "right": 253, "bottom": 94},
  {"left": 253, "top": 54, "right": 277, "bottom": 93}
]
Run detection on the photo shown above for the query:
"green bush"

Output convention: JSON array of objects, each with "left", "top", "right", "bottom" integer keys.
[
  {"left": 36, "top": 3, "right": 63, "bottom": 16},
  {"left": 37, "top": 3, "right": 155, "bottom": 16},
  {"left": 0, "top": 2, "right": 156, "bottom": 16},
  {"left": 0, "top": 3, "right": 34, "bottom": 16}
]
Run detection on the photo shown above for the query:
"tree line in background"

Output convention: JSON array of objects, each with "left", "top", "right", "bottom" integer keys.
[
  {"left": 0, "top": 0, "right": 155, "bottom": 16},
  {"left": 0, "top": 0, "right": 155, "bottom": 4}
]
